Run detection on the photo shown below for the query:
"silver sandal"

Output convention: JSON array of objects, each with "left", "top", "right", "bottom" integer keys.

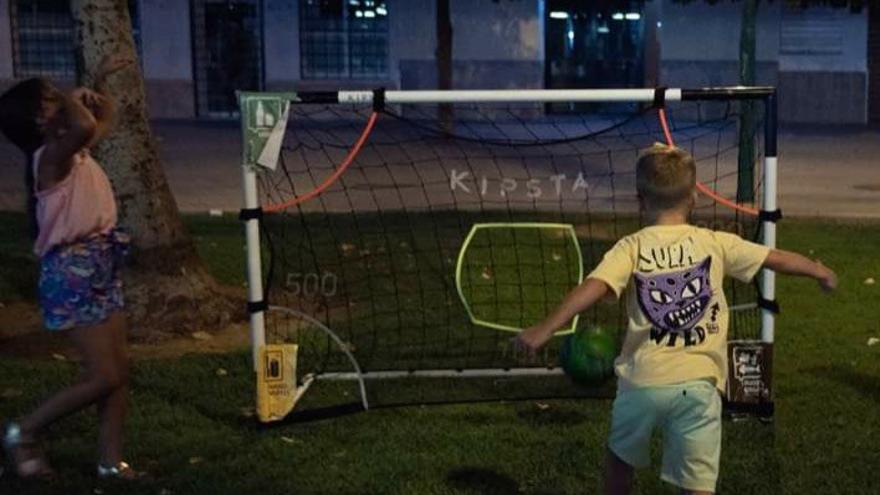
[
  {"left": 97, "top": 461, "right": 144, "bottom": 480},
  {"left": 2, "top": 422, "right": 54, "bottom": 479}
]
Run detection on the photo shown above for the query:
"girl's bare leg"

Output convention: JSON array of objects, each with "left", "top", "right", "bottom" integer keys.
[
  {"left": 96, "top": 312, "right": 129, "bottom": 466},
  {"left": 18, "top": 314, "right": 128, "bottom": 437}
]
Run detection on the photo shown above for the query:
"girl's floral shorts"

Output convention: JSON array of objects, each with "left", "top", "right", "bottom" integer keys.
[{"left": 38, "top": 229, "right": 130, "bottom": 331}]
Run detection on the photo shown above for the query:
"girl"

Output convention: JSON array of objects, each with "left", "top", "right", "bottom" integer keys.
[{"left": 0, "top": 55, "right": 141, "bottom": 480}]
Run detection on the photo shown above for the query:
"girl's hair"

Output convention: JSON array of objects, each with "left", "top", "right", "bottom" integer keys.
[
  {"left": 0, "top": 78, "right": 50, "bottom": 153},
  {"left": 0, "top": 78, "right": 53, "bottom": 239}
]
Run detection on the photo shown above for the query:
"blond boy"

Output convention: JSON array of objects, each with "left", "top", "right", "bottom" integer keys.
[{"left": 514, "top": 144, "right": 836, "bottom": 494}]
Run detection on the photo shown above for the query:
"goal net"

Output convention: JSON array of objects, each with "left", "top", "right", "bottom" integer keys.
[{"left": 238, "top": 88, "right": 778, "bottom": 418}]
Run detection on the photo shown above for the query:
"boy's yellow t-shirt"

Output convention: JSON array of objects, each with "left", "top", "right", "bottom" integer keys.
[{"left": 588, "top": 224, "right": 770, "bottom": 392}]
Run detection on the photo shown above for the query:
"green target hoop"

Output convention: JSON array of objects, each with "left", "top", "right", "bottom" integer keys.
[{"left": 455, "top": 223, "right": 584, "bottom": 334}]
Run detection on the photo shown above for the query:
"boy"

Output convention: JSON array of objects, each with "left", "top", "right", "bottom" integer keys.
[{"left": 513, "top": 144, "right": 836, "bottom": 495}]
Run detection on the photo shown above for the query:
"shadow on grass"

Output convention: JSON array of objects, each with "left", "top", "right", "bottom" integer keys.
[
  {"left": 515, "top": 403, "right": 589, "bottom": 427},
  {"left": 806, "top": 365, "right": 880, "bottom": 404},
  {"left": 0, "top": 251, "right": 37, "bottom": 300},
  {"left": 259, "top": 401, "right": 367, "bottom": 426},
  {"left": 446, "top": 467, "right": 520, "bottom": 495}
]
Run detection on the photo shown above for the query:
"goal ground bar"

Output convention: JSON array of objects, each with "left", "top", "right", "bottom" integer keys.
[{"left": 315, "top": 367, "right": 567, "bottom": 381}]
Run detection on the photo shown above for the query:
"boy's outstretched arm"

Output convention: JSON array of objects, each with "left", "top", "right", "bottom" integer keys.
[
  {"left": 763, "top": 249, "right": 837, "bottom": 292},
  {"left": 512, "top": 278, "right": 610, "bottom": 354}
]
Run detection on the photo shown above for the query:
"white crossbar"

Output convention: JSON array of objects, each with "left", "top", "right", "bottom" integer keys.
[{"left": 338, "top": 88, "right": 683, "bottom": 105}]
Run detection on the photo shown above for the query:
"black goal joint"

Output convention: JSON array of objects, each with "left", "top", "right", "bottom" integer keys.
[
  {"left": 652, "top": 86, "right": 668, "bottom": 109},
  {"left": 247, "top": 300, "right": 268, "bottom": 314},
  {"left": 758, "top": 209, "right": 782, "bottom": 223},
  {"left": 373, "top": 87, "right": 386, "bottom": 113},
  {"left": 239, "top": 207, "right": 264, "bottom": 222},
  {"left": 757, "top": 297, "right": 780, "bottom": 314}
]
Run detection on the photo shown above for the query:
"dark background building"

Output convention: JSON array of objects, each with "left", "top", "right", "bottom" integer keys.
[{"left": 0, "top": 0, "right": 874, "bottom": 123}]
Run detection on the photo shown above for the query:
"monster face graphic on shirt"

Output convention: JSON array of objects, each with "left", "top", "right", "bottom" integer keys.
[{"left": 634, "top": 257, "right": 714, "bottom": 346}]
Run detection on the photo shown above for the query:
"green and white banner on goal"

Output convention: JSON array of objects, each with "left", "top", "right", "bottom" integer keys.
[{"left": 239, "top": 92, "right": 295, "bottom": 170}]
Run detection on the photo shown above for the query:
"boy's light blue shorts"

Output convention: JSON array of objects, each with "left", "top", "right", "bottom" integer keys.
[{"left": 608, "top": 380, "right": 722, "bottom": 492}]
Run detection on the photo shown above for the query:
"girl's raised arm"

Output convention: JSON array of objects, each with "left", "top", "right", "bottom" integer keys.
[
  {"left": 36, "top": 90, "right": 97, "bottom": 190},
  {"left": 87, "top": 56, "right": 133, "bottom": 144}
]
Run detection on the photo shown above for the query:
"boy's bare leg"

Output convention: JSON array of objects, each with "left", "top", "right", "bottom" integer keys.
[
  {"left": 604, "top": 449, "right": 634, "bottom": 495},
  {"left": 97, "top": 312, "right": 129, "bottom": 466}
]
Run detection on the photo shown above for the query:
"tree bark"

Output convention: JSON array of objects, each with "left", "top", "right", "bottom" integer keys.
[
  {"left": 71, "top": 0, "right": 239, "bottom": 340},
  {"left": 737, "top": 0, "right": 758, "bottom": 204}
]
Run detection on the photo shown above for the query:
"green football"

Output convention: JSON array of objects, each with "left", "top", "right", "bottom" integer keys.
[{"left": 559, "top": 326, "right": 616, "bottom": 385}]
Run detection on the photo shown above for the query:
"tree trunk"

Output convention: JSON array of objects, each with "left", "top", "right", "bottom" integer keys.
[
  {"left": 72, "top": 0, "right": 238, "bottom": 340},
  {"left": 737, "top": 0, "right": 758, "bottom": 204},
  {"left": 436, "top": 0, "right": 453, "bottom": 132}
]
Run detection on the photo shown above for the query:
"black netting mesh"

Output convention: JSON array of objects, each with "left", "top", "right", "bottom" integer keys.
[{"left": 255, "top": 99, "right": 766, "bottom": 407}]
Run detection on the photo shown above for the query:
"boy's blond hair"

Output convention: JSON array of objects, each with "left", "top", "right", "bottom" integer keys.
[{"left": 636, "top": 143, "right": 696, "bottom": 210}]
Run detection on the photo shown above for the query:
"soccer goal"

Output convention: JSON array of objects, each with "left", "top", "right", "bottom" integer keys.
[{"left": 237, "top": 87, "right": 779, "bottom": 421}]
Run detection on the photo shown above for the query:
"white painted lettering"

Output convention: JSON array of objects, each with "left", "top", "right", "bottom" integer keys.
[
  {"left": 450, "top": 170, "right": 471, "bottom": 193},
  {"left": 500, "top": 178, "right": 517, "bottom": 197},
  {"left": 526, "top": 179, "right": 542, "bottom": 199},
  {"left": 572, "top": 172, "right": 589, "bottom": 195}
]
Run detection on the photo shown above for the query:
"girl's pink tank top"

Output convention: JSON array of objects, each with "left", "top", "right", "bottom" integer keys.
[{"left": 32, "top": 147, "right": 118, "bottom": 257}]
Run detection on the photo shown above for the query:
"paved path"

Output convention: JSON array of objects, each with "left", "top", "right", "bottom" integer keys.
[{"left": 1, "top": 121, "right": 877, "bottom": 218}]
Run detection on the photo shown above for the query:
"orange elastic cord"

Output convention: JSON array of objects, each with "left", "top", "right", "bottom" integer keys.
[
  {"left": 264, "top": 111, "right": 380, "bottom": 213},
  {"left": 657, "top": 108, "right": 759, "bottom": 217}
]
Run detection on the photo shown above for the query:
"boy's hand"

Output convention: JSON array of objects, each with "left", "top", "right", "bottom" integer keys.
[
  {"left": 815, "top": 261, "right": 837, "bottom": 293},
  {"left": 507, "top": 279, "right": 610, "bottom": 362},
  {"left": 511, "top": 325, "right": 553, "bottom": 361}
]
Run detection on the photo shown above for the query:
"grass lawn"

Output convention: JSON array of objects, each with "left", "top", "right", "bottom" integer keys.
[{"left": 0, "top": 214, "right": 878, "bottom": 494}]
